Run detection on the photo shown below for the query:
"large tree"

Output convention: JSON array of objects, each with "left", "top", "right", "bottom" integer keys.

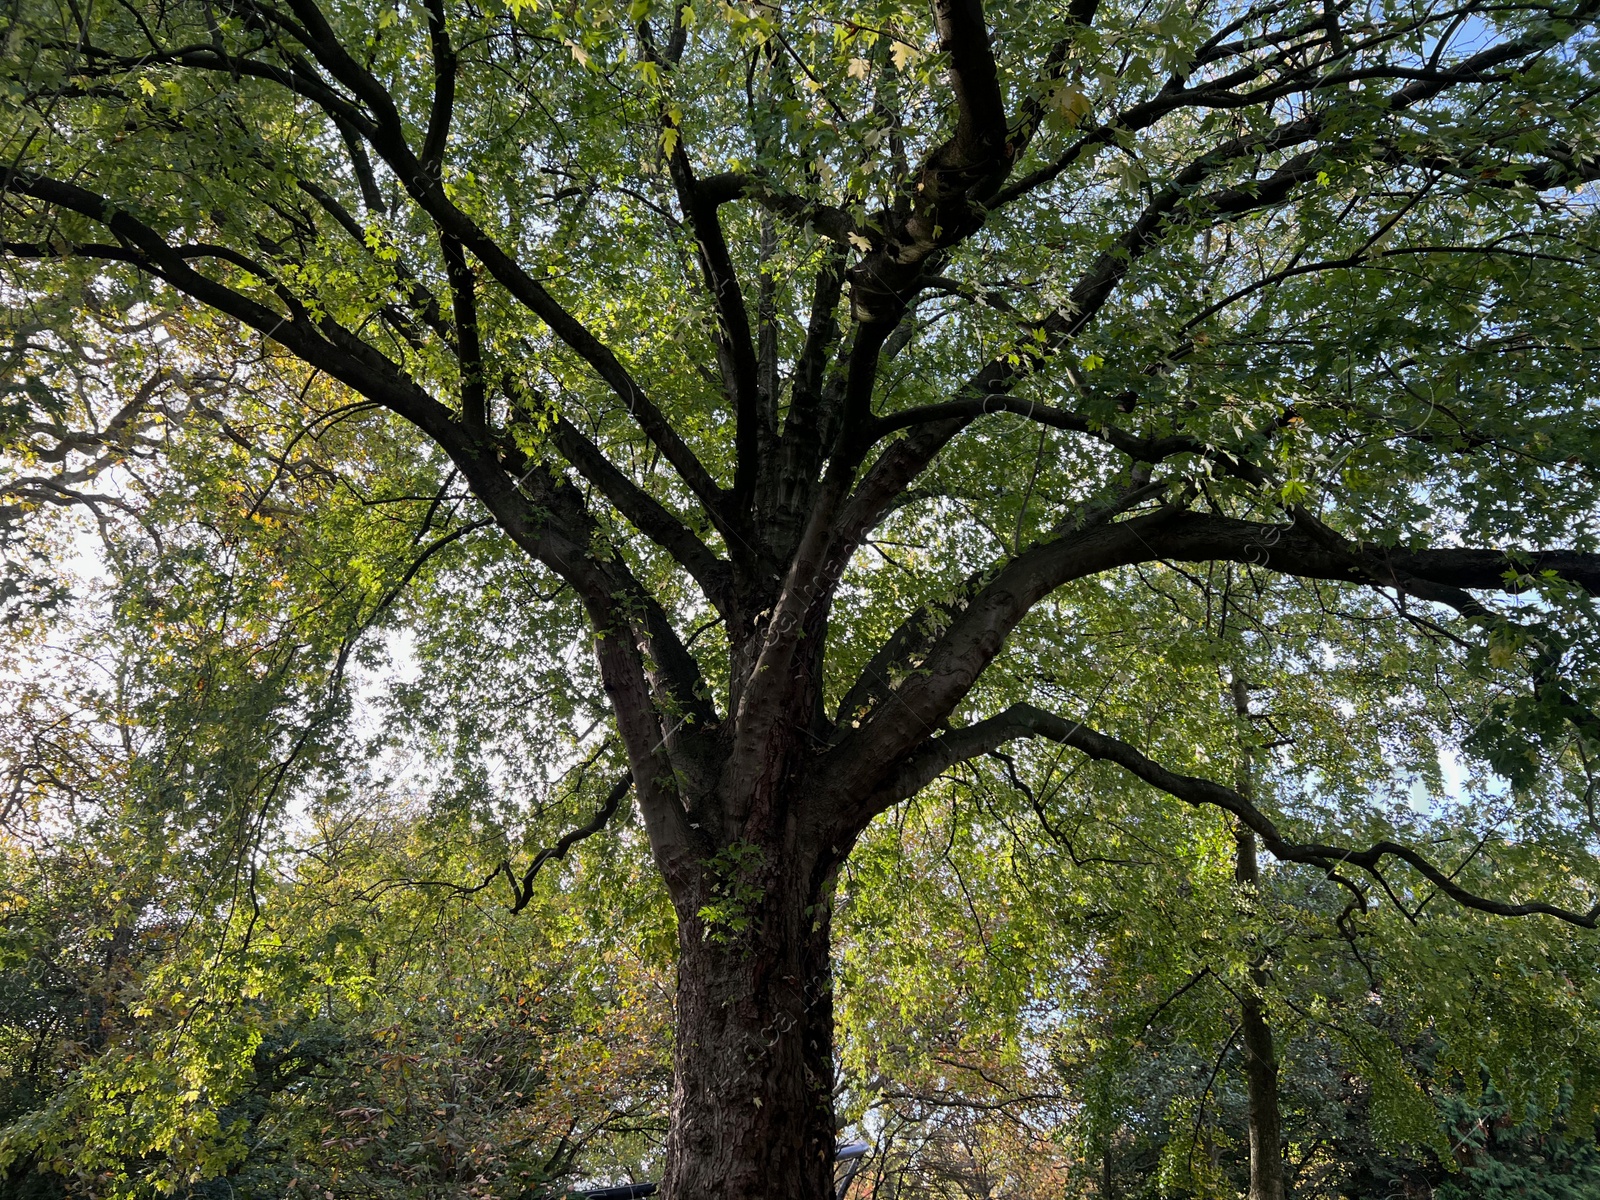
[{"left": 7, "top": 0, "right": 1600, "bottom": 1195}]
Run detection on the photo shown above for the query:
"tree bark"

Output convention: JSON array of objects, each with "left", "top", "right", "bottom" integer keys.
[
  {"left": 660, "top": 838, "right": 839, "bottom": 1200},
  {"left": 1235, "top": 827, "right": 1287, "bottom": 1200},
  {"left": 1232, "top": 675, "right": 1287, "bottom": 1200}
]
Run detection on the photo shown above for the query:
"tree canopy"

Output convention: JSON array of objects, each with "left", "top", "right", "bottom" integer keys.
[{"left": 5, "top": 0, "right": 1600, "bottom": 1194}]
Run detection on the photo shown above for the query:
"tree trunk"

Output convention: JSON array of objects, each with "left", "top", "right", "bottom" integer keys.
[
  {"left": 660, "top": 847, "right": 839, "bottom": 1200},
  {"left": 1232, "top": 674, "right": 1286, "bottom": 1200},
  {"left": 1235, "top": 826, "right": 1286, "bottom": 1200}
]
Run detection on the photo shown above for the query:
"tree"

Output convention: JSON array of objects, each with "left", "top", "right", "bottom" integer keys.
[
  {"left": 7, "top": 0, "right": 1600, "bottom": 1194},
  {"left": 831, "top": 741, "right": 1600, "bottom": 1199},
  {"left": 0, "top": 574, "right": 676, "bottom": 1199}
]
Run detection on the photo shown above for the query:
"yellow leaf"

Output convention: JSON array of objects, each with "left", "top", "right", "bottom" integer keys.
[
  {"left": 847, "top": 232, "right": 872, "bottom": 253},
  {"left": 890, "top": 41, "right": 921, "bottom": 71},
  {"left": 660, "top": 125, "right": 679, "bottom": 157},
  {"left": 138, "top": 77, "right": 157, "bottom": 96},
  {"left": 1050, "top": 81, "right": 1092, "bottom": 128},
  {"left": 1081, "top": 351, "right": 1104, "bottom": 371},
  {"left": 846, "top": 57, "right": 870, "bottom": 81}
]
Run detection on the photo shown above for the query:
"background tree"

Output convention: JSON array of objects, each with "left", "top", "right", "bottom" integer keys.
[
  {"left": 832, "top": 739, "right": 1600, "bottom": 1200},
  {"left": 0, "top": 574, "right": 675, "bottom": 1200},
  {"left": 8, "top": 0, "right": 1600, "bottom": 1196}
]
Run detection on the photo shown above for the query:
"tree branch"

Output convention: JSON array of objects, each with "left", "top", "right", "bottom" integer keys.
[
  {"left": 665, "top": 147, "right": 763, "bottom": 513},
  {"left": 441, "top": 235, "right": 485, "bottom": 428},
  {"left": 549, "top": 413, "right": 734, "bottom": 618},
  {"left": 848, "top": 0, "right": 1013, "bottom": 322},
  {"left": 822, "top": 506, "right": 1600, "bottom": 807},
  {"left": 252, "top": 0, "right": 740, "bottom": 539},
  {"left": 418, "top": 0, "right": 457, "bottom": 175},
  {"left": 3, "top": 170, "right": 716, "bottom": 818},
  {"left": 888, "top": 703, "right": 1600, "bottom": 927},
  {"left": 698, "top": 171, "right": 856, "bottom": 242},
  {"left": 507, "top": 771, "right": 633, "bottom": 914}
]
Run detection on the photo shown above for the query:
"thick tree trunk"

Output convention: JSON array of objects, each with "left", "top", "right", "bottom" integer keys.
[{"left": 660, "top": 850, "right": 838, "bottom": 1200}]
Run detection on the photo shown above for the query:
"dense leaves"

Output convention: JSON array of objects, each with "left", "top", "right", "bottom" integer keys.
[{"left": 6, "top": 0, "right": 1600, "bottom": 1193}]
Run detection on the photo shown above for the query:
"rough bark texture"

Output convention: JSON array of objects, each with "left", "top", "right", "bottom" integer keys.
[{"left": 661, "top": 832, "right": 839, "bottom": 1200}]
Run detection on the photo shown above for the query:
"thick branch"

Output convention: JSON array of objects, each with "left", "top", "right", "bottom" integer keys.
[
  {"left": 550, "top": 414, "right": 734, "bottom": 617},
  {"left": 418, "top": 0, "right": 457, "bottom": 175},
  {"left": 699, "top": 171, "right": 856, "bottom": 242},
  {"left": 666, "top": 146, "right": 763, "bottom": 511},
  {"left": 848, "top": 0, "right": 1013, "bottom": 322},
  {"left": 243, "top": 0, "right": 739, "bottom": 539},
  {"left": 4, "top": 171, "right": 713, "bottom": 852},
  {"left": 441, "top": 235, "right": 485, "bottom": 427},
  {"left": 889, "top": 704, "right": 1600, "bottom": 927},
  {"left": 823, "top": 507, "right": 1600, "bottom": 805}
]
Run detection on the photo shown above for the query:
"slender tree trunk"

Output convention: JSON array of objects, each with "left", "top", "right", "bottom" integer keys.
[
  {"left": 660, "top": 838, "right": 838, "bottom": 1200},
  {"left": 1232, "top": 673, "right": 1286, "bottom": 1200},
  {"left": 1235, "top": 827, "right": 1286, "bottom": 1200}
]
